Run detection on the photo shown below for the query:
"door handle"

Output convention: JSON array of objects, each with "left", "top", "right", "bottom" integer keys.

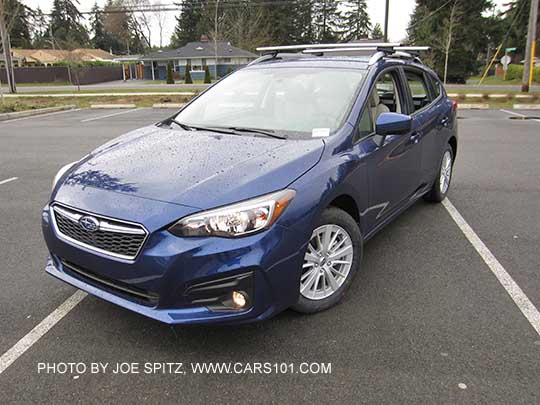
[
  {"left": 440, "top": 116, "right": 450, "bottom": 127},
  {"left": 410, "top": 131, "right": 421, "bottom": 144}
]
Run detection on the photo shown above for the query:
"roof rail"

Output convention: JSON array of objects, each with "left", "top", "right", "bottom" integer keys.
[
  {"left": 251, "top": 43, "right": 430, "bottom": 67},
  {"left": 256, "top": 43, "right": 401, "bottom": 53}
]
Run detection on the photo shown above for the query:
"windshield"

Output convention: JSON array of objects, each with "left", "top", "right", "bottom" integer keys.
[{"left": 173, "top": 67, "right": 366, "bottom": 139}]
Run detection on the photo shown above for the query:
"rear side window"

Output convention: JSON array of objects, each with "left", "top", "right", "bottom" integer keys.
[
  {"left": 404, "top": 70, "right": 433, "bottom": 113},
  {"left": 430, "top": 75, "right": 442, "bottom": 98}
]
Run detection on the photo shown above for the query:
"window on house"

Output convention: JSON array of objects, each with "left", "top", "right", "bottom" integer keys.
[{"left": 222, "top": 58, "right": 231, "bottom": 63}]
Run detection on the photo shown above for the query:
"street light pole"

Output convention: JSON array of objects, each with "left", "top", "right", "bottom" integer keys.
[
  {"left": 384, "top": 0, "right": 390, "bottom": 42},
  {"left": 522, "top": 0, "right": 538, "bottom": 93}
]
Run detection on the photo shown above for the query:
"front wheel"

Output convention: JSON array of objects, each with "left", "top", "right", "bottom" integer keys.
[
  {"left": 424, "top": 146, "right": 453, "bottom": 203},
  {"left": 292, "top": 207, "right": 362, "bottom": 314}
]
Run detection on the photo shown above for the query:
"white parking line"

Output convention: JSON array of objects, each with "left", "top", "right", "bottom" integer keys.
[
  {"left": 1, "top": 108, "right": 82, "bottom": 123},
  {"left": 443, "top": 198, "right": 540, "bottom": 337},
  {"left": 0, "top": 177, "right": 18, "bottom": 186},
  {"left": 81, "top": 108, "right": 142, "bottom": 123},
  {"left": 0, "top": 290, "right": 87, "bottom": 375},
  {"left": 500, "top": 109, "right": 525, "bottom": 118}
]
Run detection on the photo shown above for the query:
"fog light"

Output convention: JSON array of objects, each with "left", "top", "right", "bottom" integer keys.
[{"left": 232, "top": 291, "right": 247, "bottom": 308}]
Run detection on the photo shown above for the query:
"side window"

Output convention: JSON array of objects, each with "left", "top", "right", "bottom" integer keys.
[
  {"left": 355, "top": 69, "right": 401, "bottom": 142},
  {"left": 404, "top": 70, "right": 433, "bottom": 112},
  {"left": 357, "top": 106, "right": 373, "bottom": 141},
  {"left": 430, "top": 75, "right": 442, "bottom": 99},
  {"left": 374, "top": 72, "right": 402, "bottom": 114}
]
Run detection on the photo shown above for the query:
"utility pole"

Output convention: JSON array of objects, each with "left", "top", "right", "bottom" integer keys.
[
  {"left": 214, "top": 0, "right": 219, "bottom": 80},
  {"left": 384, "top": 0, "right": 390, "bottom": 42},
  {"left": 522, "top": 0, "right": 538, "bottom": 93},
  {"left": 0, "top": 0, "right": 16, "bottom": 94}
]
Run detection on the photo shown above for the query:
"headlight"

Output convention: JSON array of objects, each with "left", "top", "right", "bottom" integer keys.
[
  {"left": 169, "top": 189, "right": 296, "bottom": 238},
  {"left": 52, "top": 162, "right": 76, "bottom": 190}
]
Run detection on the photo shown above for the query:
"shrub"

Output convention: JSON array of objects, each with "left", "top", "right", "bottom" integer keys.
[
  {"left": 534, "top": 66, "right": 540, "bottom": 84},
  {"left": 506, "top": 64, "right": 523, "bottom": 81},
  {"left": 184, "top": 64, "right": 193, "bottom": 84},
  {"left": 166, "top": 62, "right": 174, "bottom": 84},
  {"left": 204, "top": 65, "right": 212, "bottom": 83},
  {"left": 226, "top": 66, "right": 234, "bottom": 75}
]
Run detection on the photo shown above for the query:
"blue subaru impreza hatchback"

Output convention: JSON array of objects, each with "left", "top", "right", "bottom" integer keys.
[{"left": 42, "top": 43, "right": 457, "bottom": 325}]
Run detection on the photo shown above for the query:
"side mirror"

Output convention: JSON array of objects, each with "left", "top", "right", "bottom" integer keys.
[{"left": 375, "top": 112, "right": 412, "bottom": 136}]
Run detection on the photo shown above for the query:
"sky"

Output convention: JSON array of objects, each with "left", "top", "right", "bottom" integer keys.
[{"left": 22, "top": 0, "right": 510, "bottom": 47}]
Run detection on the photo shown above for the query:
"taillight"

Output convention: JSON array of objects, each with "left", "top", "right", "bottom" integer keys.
[{"left": 452, "top": 101, "right": 458, "bottom": 112}]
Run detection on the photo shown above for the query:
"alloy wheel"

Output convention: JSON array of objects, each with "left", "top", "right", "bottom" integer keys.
[
  {"left": 439, "top": 151, "right": 452, "bottom": 194},
  {"left": 300, "top": 224, "right": 354, "bottom": 300}
]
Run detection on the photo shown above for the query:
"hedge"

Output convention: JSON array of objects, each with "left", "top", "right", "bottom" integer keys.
[{"left": 506, "top": 64, "right": 540, "bottom": 83}]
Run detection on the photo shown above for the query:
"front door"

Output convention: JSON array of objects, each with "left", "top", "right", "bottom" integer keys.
[{"left": 357, "top": 69, "right": 423, "bottom": 234}]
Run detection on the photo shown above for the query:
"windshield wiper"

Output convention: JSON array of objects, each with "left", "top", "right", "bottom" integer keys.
[
  {"left": 167, "top": 119, "right": 237, "bottom": 135},
  {"left": 224, "top": 127, "right": 287, "bottom": 140}
]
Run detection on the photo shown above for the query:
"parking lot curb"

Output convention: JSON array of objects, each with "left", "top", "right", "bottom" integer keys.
[
  {"left": 152, "top": 103, "right": 186, "bottom": 109},
  {"left": 458, "top": 103, "right": 489, "bottom": 110},
  {"left": 90, "top": 104, "right": 137, "bottom": 109},
  {"left": 513, "top": 104, "right": 540, "bottom": 110},
  {"left": 0, "top": 105, "right": 76, "bottom": 121}
]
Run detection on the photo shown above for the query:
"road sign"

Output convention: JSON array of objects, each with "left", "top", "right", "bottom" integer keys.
[
  {"left": 505, "top": 47, "right": 517, "bottom": 52},
  {"left": 501, "top": 55, "right": 512, "bottom": 71}
]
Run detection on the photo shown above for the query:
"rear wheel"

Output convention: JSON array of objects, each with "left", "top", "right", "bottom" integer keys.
[
  {"left": 292, "top": 207, "right": 362, "bottom": 314},
  {"left": 424, "top": 145, "right": 453, "bottom": 203}
]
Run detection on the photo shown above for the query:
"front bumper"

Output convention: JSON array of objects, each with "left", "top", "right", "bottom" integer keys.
[{"left": 42, "top": 204, "right": 306, "bottom": 325}]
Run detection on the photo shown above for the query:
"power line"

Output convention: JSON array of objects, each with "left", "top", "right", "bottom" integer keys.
[{"left": 407, "top": 0, "right": 453, "bottom": 30}]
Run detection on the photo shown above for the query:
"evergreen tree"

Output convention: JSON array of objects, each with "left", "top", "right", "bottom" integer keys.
[
  {"left": 340, "top": 0, "right": 371, "bottom": 41},
  {"left": 185, "top": 64, "right": 193, "bottom": 84},
  {"left": 408, "top": 0, "right": 493, "bottom": 83},
  {"left": 204, "top": 65, "right": 211, "bottom": 83},
  {"left": 166, "top": 62, "right": 175, "bottom": 84},
  {"left": 4, "top": 0, "right": 32, "bottom": 48},
  {"left": 313, "top": 0, "right": 342, "bottom": 43},
  {"left": 501, "top": 0, "right": 540, "bottom": 54},
  {"left": 30, "top": 7, "right": 50, "bottom": 48},
  {"left": 90, "top": 3, "right": 107, "bottom": 50},
  {"left": 171, "top": 0, "right": 205, "bottom": 47},
  {"left": 49, "top": 0, "right": 89, "bottom": 48},
  {"left": 371, "top": 23, "right": 384, "bottom": 40}
]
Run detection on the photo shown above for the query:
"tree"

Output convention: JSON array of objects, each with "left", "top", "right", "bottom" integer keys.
[
  {"left": 3, "top": 0, "right": 32, "bottom": 48},
  {"left": 184, "top": 64, "right": 193, "bottom": 84},
  {"left": 49, "top": 0, "right": 89, "bottom": 48},
  {"left": 408, "top": 0, "right": 493, "bottom": 83},
  {"left": 313, "top": 0, "right": 343, "bottom": 43},
  {"left": 90, "top": 3, "right": 108, "bottom": 50},
  {"left": 104, "top": 0, "right": 145, "bottom": 54},
  {"left": 222, "top": 2, "right": 272, "bottom": 51},
  {"left": 166, "top": 61, "right": 174, "bottom": 84},
  {"left": 153, "top": 0, "right": 167, "bottom": 48},
  {"left": 29, "top": 7, "right": 50, "bottom": 48},
  {"left": 204, "top": 65, "right": 211, "bottom": 83},
  {"left": 171, "top": 0, "right": 205, "bottom": 47},
  {"left": 340, "top": 0, "right": 371, "bottom": 42},
  {"left": 371, "top": 23, "right": 384, "bottom": 40}
]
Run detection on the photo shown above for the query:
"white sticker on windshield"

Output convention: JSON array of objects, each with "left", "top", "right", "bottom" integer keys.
[{"left": 312, "top": 128, "right": 330, "bottom": 138}]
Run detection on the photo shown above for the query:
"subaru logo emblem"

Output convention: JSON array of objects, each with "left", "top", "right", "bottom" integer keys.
[{"left": 79, "top": 216, "right": 99, "bottom": 233}]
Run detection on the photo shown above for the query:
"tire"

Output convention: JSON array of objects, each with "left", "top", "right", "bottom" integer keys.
[
  {"left": 424, "top": 145, "right": 454, "bottom": 203},
  {"left": 292, "top": 207, "right": 362, "bottom": 314}
]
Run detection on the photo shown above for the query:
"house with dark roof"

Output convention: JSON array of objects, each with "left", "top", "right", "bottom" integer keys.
[{"left": 140, "top": 37, "right": 258, "bottom": 80}]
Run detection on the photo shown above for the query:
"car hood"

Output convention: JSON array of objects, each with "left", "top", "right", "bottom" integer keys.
[{"left": 57, "top": 126, "right": 325, "bottom": 210}]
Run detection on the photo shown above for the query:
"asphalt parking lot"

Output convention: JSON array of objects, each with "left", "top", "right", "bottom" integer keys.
[{"left": 0, "top": 107, "right": 539, "bottom": 403}]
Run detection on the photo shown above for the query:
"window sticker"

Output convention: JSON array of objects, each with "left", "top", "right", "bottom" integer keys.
[{"left": 312, "top": 128, "right": 330, "bottom": 138}]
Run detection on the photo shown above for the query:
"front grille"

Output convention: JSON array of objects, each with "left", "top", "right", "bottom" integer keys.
[{"left": 51, "top": 203, "right": 148, "bottom": 260}]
